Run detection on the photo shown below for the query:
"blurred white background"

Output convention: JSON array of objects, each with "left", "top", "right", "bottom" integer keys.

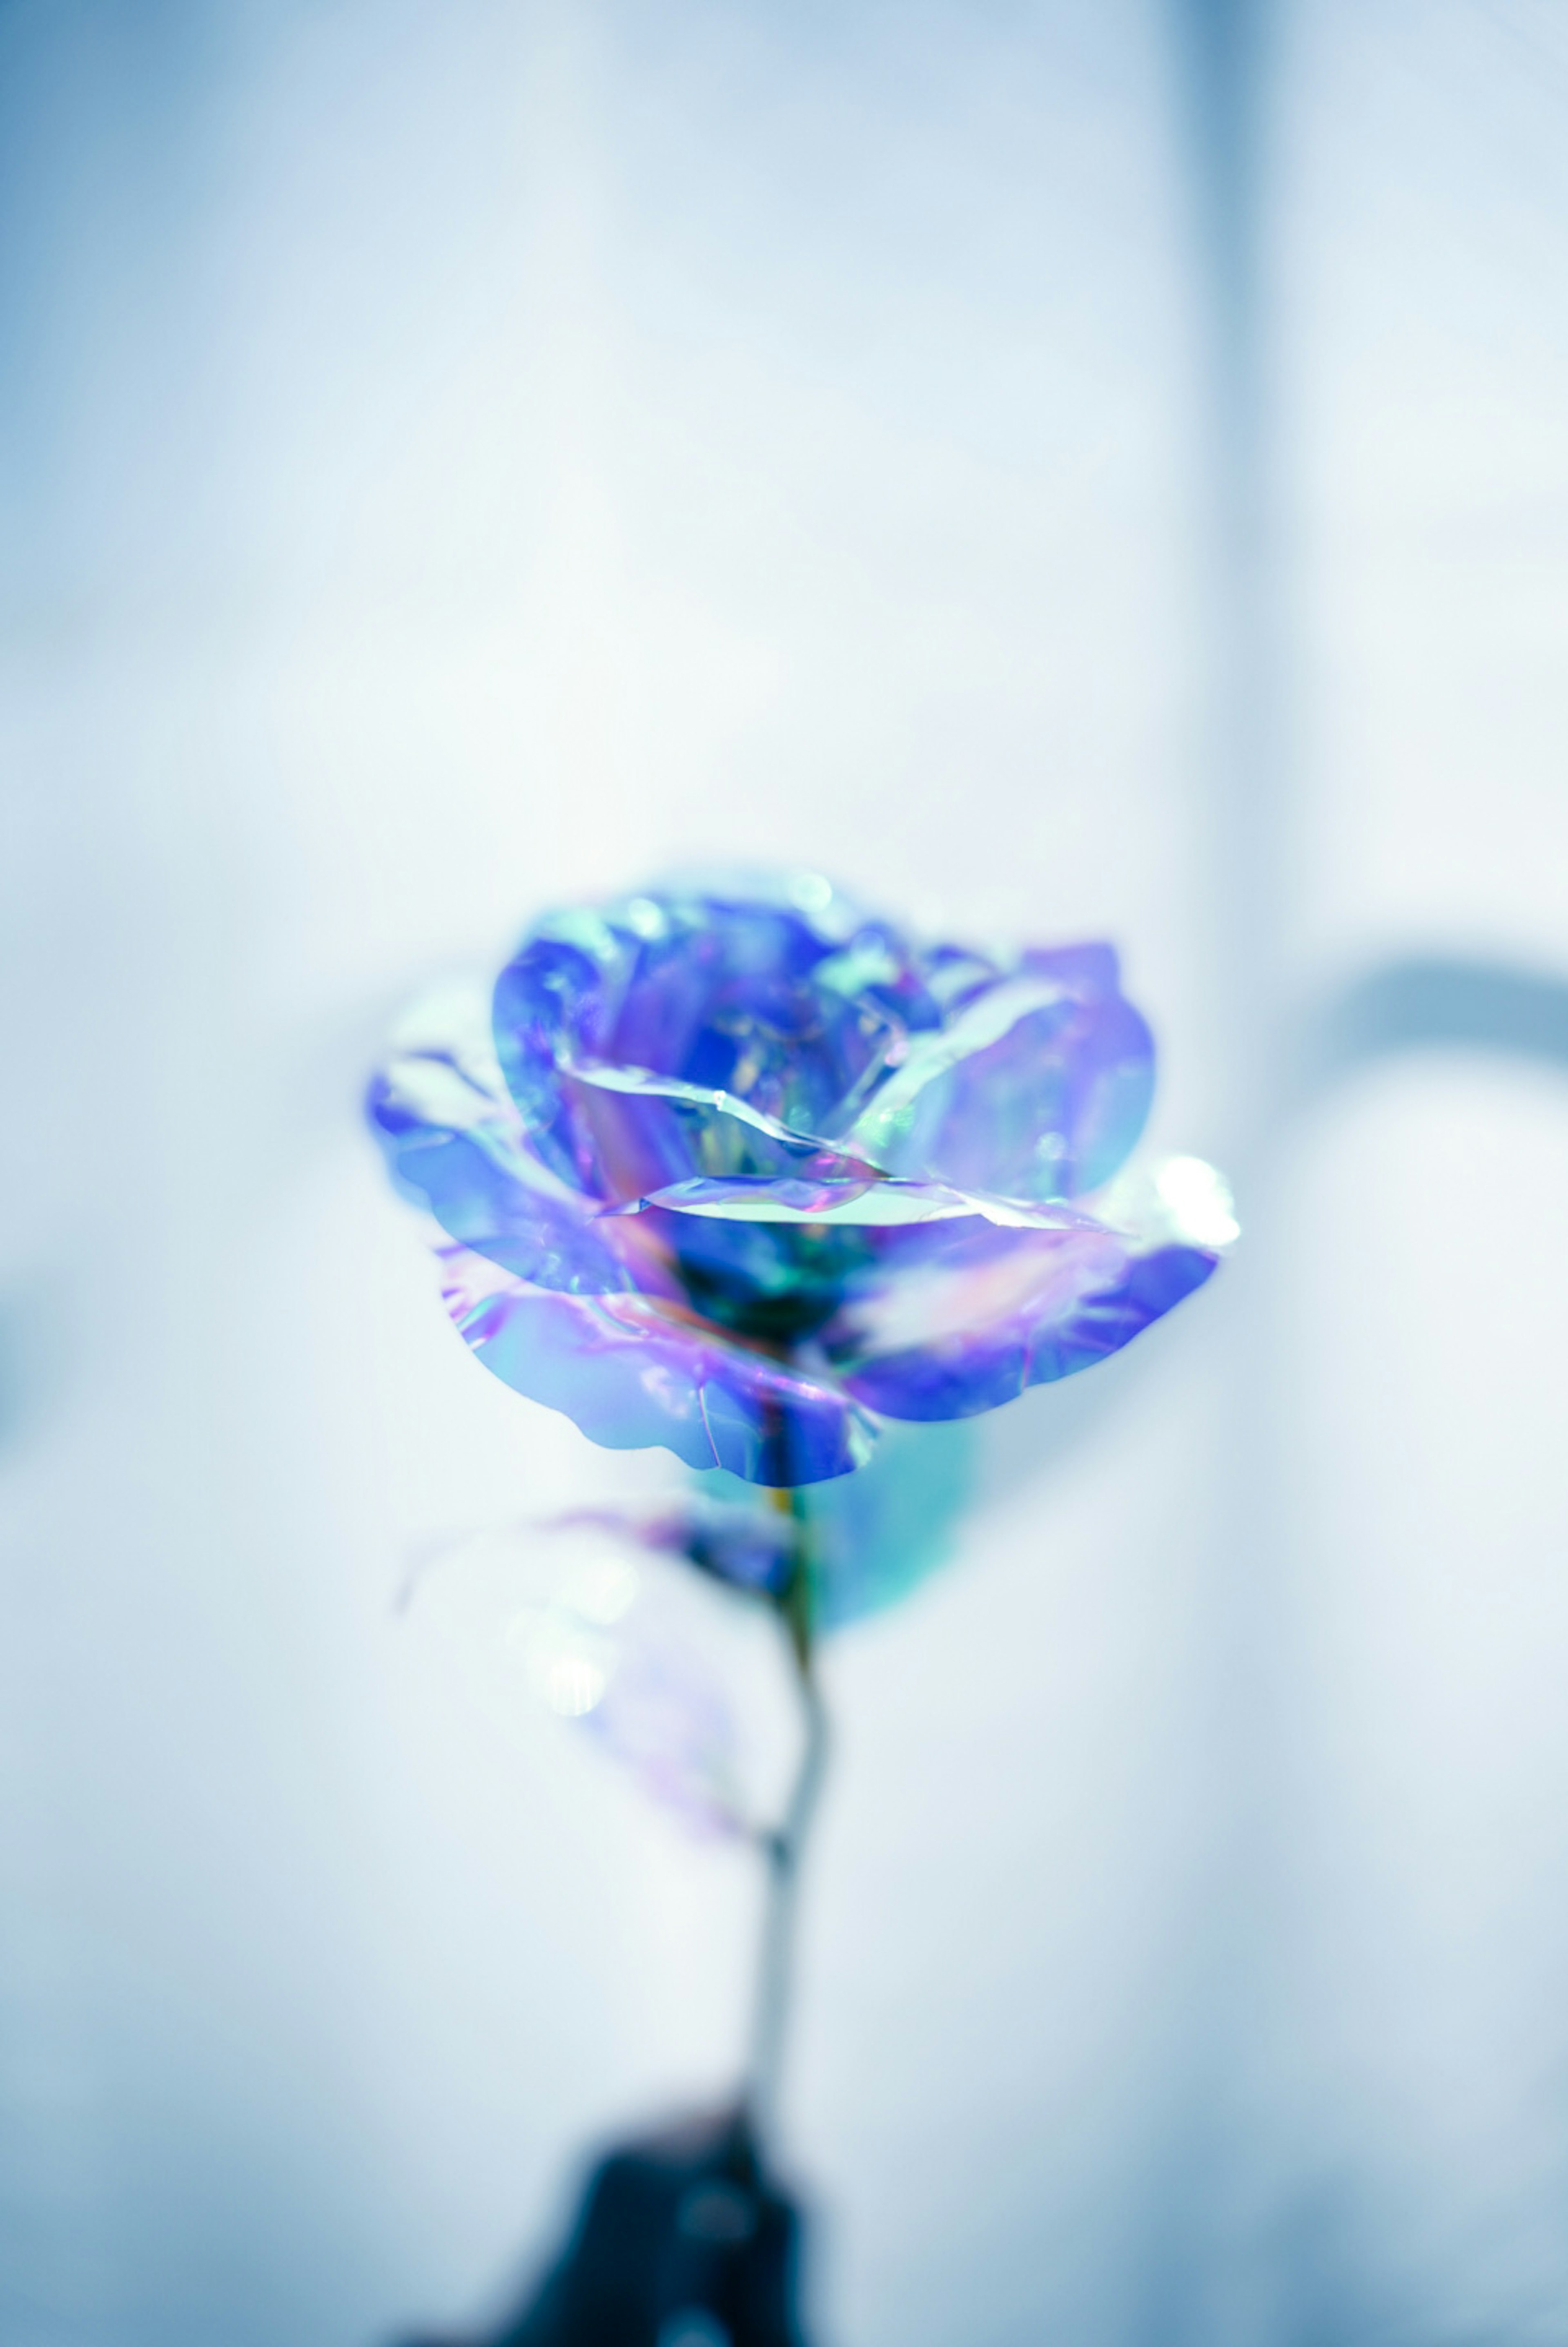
[{"left": 3, "top": 3, "right": 1568, "bottom": 2342}]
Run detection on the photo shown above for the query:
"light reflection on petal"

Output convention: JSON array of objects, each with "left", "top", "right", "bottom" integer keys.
[
  {"left": 371, "top": 883, "right": 1227, "bottom": 1497},
  {"left": 841, "top": 962, "right": 1154, "bottom": 1200},
  {"left": 1156, "top": 1154, "right": 1241, "bottom": 1249},
  {"left": 438, "top": 1243, "right": 877, "bottom": 1485},
  {"left": 837, "top": 1239, "right": 1219, "bottom": 1421},
  {"left": 1094, "top": 1152, "right": 1242, "bottom": 1253}
]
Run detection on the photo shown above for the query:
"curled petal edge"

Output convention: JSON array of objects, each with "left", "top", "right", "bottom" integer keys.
[
  {"left": 837, "top": 1238, "right": 1219, "bottom": 1421},
  {"left": 367, "top": 1046, "right": 665, "bottom": 1298},
  {"left": 610, "top": 1172, "right": 1102, "bottom": 1231},
  {"left": 436, "top": 1244, "right": 878, "bottom": 1486}
]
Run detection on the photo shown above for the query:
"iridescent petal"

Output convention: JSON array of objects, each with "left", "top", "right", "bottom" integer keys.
[
  {"left": 489, "top": 927, "right": 619, "bottom": 1187},
  {"left": 803, "top": 1419, "right": 974, "bottom": 1628},
  {"left": 366, "top": 987, "right": 661, "bottom": 1295},
  {"left": 548, "top": 1062, "right": 877, "bottom": 1204},
  {"left": 691, "top": 1417, "right": 976, "bottom": 1629},
  {"left": 918, "top": 941, "right": 1005, "bottom": 1015},
  {"left": 624, "top": 1172, "right": 1086, "bottom": 1227},
  {"left": 825, "top": 1211, "right": 1217, "bottom": 1420},
  {"left": 841, "top": 946, "right": 1154, "bottom": 1200},
  {"left": 615, "top": 1200, "right": 875, "bottom": 1346},
  {"left": 491, "top": 882, "right": 939, "bottom": 1201},
  {"left": 610, "top": 1174, "right": 1097, "bottom": 1343},
  {"left": 550, "top": 1418, "right": 975, "bottom": 1625},
  {"left": 371, "top": 893, "right": 1228, "bottom": 1497},
  {"left": 548, "top": 1503, "right": 798, "bottom": 1599},
  {"left": 438, "top": 1244, "right": 877, "bottom": 1485}
]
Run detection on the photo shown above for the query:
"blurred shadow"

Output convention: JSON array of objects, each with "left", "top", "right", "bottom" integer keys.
[
  {"left": 1298, "top": 955, "right": 1568, "bottom": 1094},
  {"left": 1170, "top": 0, "right": 1267, "bottom": 348},
  {"left": 0, "top": 1276, "right": 67, "bottom": 1460},
  {"left": 1129, "top": 2168, "right": 1399, "bottom": 2347}
]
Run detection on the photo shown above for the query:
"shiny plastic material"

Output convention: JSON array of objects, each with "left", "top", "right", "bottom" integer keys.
[{"left": 368, "top": 877, "right": 1232, "bottom": 1491}]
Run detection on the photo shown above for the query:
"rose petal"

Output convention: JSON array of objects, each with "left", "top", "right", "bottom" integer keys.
[
  {"left": 491, "top": 886, "right": 938, "bottom": 1200},
  {"left": 367, "top": 988, "right": 657, "bottom": 1294},
  {"left": 546, "top": 1503, "right": 797, "bottom": 1598},
  {"left": 438, "top": 1244, "right": 878, "bottom": 1485},
  {"left": 826, "top": 1214, "right": 1217, "bottom": 1419},
  {"left": 623, "top": 1173, "right": 1091, "bottom": 1228},
  {"left": 841, "top": 946, "right": 1154, "bottom": 1200},
  {"left": 550, "top": 1061, "right": 877, "bottom": 1203},
  {"left": 610, "top": 1176, "right": 1099, "bottom": 1344}
]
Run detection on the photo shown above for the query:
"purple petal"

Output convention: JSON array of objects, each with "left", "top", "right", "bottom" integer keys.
[
  {"left": 547, "top": 1063, "right": 877, "bottom": 1205},
  {"left": 826, "top": 1215, "right": 1217, "bottom": 1420},
  {"left": 545, "top": 1504, "right": 797, "bottom": 1599},
  {"left": 438, "top": 1244, "right": 877, "bottom": 1485},
  {"left": 842, "top": 946, "right": 1154, "bottom": 1201},
  {"left": 610, "top": 1173, "right": 1095, "bottom": 1344},
  {"left": 366, "top": 1001, "right": 664, "bottom": 1296},
  {"left": 491, "top": 886, "right": 938, "bottom": 1202},
  {"left": 622, "top": 1173, "right": 1056, "bottom": 1225}
]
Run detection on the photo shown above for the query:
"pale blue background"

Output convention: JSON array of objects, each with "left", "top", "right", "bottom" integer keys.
[{"left": 4, "top": 4, "right": 1568, "bottom": 2342}]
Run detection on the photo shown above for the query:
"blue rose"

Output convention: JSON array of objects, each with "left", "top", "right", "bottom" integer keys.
[{"left": 368, "top": 874, "right": 1233, "bottom": 1490}]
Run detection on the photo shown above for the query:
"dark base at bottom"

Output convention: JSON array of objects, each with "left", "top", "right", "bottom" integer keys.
[{"left": 403, "top": 2109, "right": 808, "bottom": 2347}]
